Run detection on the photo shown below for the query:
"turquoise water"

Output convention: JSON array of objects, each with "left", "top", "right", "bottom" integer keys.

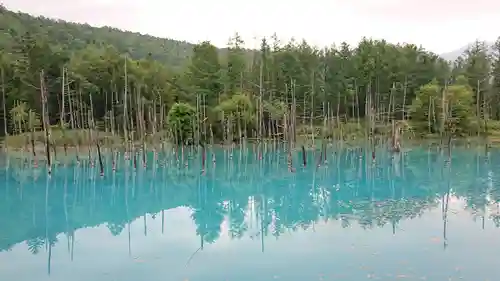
[{"left": 1, "top": 146, "right": 500, "bottom": 281}]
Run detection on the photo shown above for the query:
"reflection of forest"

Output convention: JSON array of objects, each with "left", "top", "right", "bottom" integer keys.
[{"left": 1, "top": 146, "right": 500, "bottom": 255}]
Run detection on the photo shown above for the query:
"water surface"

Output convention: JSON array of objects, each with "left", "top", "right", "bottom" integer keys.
[{"left": 1, "top": 146, "right": 500, "bottom": 281}]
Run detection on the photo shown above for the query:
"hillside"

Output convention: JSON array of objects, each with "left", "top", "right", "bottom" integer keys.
[
  {"left": 0, "top": 4, "right": 195, "bottom": 69},
  {"left": 440, "top": 42, "right": 494, "bottom": 62},
  {"left": 2, "top": 4, "right": 483, "bottom": 68}
]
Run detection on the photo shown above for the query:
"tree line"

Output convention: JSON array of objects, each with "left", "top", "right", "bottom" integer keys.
[{"left": 0, "top": 6, "right": 499, "bottom": 145}]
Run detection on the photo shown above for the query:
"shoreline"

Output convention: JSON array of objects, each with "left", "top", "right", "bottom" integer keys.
[{"left": 0, "top": 136, "right": 494, "bottom": 157}]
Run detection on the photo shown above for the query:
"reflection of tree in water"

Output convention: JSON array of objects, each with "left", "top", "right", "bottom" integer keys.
[
  {"left": 27, "top": 237, "right": 45, "bottom": 255},
  {"left": 228, "top": 198, "right": 247, "bottom": 239},
  {"left": 47, "top": 234, "right": 58, "bottom": 247},
  {"left": 106, "top": 223, "right": 125, "bottom": 236},
  {"left": 3, "top": 148, "right": 500, "bottom": 254},
  {"left": 191, "top": 204, "right": 225, "bottom": 244},
  {"left": 457, "top": 153, "right": 491, "bottom": 220},
  {"left": 340, "top": 216, "right": 351, "bottom": 228},
  {"left": 489, "top": 184, "right": 500, "bottom": 227},
  {"left": 190, "top": 177, "right": 225, "bottom": 244},
  {"left": 269, "top": 183, "right": 317, "bottom": 234},
  {"left": 465, "top": 183, "right": 489, "bottom": 216},
  {"left": 358, "top": 205, "right": 375, "bottom": 229},
  {"left": 491, "top": 211, "right": 500, "bottom": 227}
]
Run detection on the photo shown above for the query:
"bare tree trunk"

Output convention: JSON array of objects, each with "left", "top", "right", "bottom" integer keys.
[
  {"left": 402, "top": 76, "right": 408, "bottom": 121},
  {"left": 61, "top": 66, "right": 67, "bottom": 156},
  {"left": 1, "top": 66, "right": 7, "bottom": 137},
  {"left": 40, "top": 71, "right": 52, "bottom": 174},
  {"left": 355, "top": 79, "right": 360, "bottom": 130},
  {"left": 89, "top": 92, "right": 104, "bottom": 175},
  {"left": 123, "top": 57, "right": 129, "bottom": 147},
  {"left": 67, "top": 85, "right": 79, "bottom": 162},
  {"left": 310, "top": 71, "right": 315, "bottom": 147}
]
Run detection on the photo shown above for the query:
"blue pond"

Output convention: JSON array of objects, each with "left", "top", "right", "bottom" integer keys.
[{"left": 1, "top": 146, "right": 500, "bottom": 281}]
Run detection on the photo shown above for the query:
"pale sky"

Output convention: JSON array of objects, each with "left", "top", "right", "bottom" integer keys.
[{"left": 3, "top": 0, "right": 500, "bottom": 54}]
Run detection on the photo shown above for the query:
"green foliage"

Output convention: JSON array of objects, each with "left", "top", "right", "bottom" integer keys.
[
  {"left": 445, "top": 77, "right": 475, "bottom": 135},
  {"left": 410, "top": 76, "right": 474, "bottom": 136},
  {"left": 491, "top": 38, "right": 500, "bottom": 119},
  {"left": 167, "top": 103, "right": 196, "bottom": 144},
  {"left": 224, "top": 33, "right": 247, "bottom": 96},
  {"left": 0, "top": 6, "right": 498, "bottom": 141},
  {"left": 215, "top": 94, "right": 254, "bottom": 122},
  {"left": 0, "top": 7, "right": 193, "bottom": 69},
  {"left": 9, "top": 101, "right": 28, "bottom": 133},
  {"left": 409, "top": 80, "right": 441, "bottom": 133},
  {"left": 184, "top": 41, "right": 223, "bottom": 106}
]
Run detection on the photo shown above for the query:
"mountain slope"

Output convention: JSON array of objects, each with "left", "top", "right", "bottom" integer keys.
[
  {"left": 440, "top": 42, "right": 494, "bottom": 62},
  {"left": 440, "top": 46, "right": 469, "bottom": 62},
  {"left": 0, "top": 5, "right": 195, "bottom": 69},
  {"left": 4, "top": 5, "right": 489, "bottom": 70}
]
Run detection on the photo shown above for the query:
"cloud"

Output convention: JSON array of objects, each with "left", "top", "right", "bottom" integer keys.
[
  {"left": 2, "top": 0, "right": 500, "bottom": 53},
  {"left": 352, "top": 0, "right": 500, "bottom": 21}
]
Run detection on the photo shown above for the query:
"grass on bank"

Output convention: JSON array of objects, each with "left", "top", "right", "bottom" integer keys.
[{"left": 2, "top": 119, "right": 500, "bottom": 152}]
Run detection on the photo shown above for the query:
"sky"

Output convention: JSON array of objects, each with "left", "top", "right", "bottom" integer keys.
[{"left": 3, "top": 0, "right": 500, "bottom": 54}]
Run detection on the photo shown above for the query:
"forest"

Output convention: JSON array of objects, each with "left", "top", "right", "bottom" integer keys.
[
  {"left": 1, "top": 5, "right": 500, "bottom": 261},
  {"left": 0, "top": 5, "right": 499, "bottom": 149}
]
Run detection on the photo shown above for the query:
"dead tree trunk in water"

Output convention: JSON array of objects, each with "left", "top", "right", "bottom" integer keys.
[
  {"left": 40, "top": 71, "right": 52, "bottom": 174},
  {"left": 1, "top": 66, "right": 7, "bottom": 138},
  {"left": 123, "top": 57, "right": 129, "bottom": 149}
]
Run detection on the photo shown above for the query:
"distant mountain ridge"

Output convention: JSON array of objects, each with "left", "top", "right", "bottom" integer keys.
[
  {"left": 439, "top": 42, "right": 494, "bottom": 62},
  {"left": 1, "top": 4, "right": 495, "bottom": 68},
  {"left": 0, "top": 5, "right": 258, "bottom": 70},
  {"left": 0, "top": 5, "right": 196, "bottom": 69}
]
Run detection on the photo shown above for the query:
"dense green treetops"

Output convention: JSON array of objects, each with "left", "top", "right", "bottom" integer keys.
[{"left": 0, "top": 5, "right": 499, "bottom": 142}]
